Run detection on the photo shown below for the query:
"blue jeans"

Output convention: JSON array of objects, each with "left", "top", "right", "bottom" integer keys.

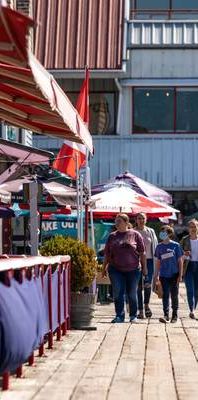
[
  {"left": 108, "top": 265, "right": 141, "bottom": 320},
  {"left": 160, "top": 274, "right": 179, "bottom": 316},
  {"left": 138, "top": 259, "right": 154, "bottom": 310},
  {"left": 184, "top": 261, "right": 198, "bottom": 312}
]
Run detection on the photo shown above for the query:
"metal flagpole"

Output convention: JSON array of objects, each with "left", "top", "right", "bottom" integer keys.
[
  {"left": 85, "top": 156, "right": 95, "bottom": 250},
  {"left": 29, "top": 181, "right": 39, "bottom": 255},
  {"left": 75, "top": 154, "right": 81, "bottom": 240},
  {"left": 84, "top": 149, "right": 89, "bottom": 244},
  {"left": 79, "top": 174, "right": 84, "bottom": 241}
]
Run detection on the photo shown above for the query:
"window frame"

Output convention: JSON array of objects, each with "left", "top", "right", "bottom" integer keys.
[
  {"left": 132, "top": 86, "right": 198, "bottom": 134},
  {"left": 131, "top": 0, "right": 198, "bottom": 19}
]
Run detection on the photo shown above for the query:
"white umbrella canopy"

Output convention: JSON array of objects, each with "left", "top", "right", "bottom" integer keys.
[
  {"left": 115, "top": 172, "right": 172, "bottom": 203},
  {"left": 92, "top": 172, "right": 172, "bottom": 204},
  {"left": 91, "top": 184, "right": 179, "bottom": 218}
]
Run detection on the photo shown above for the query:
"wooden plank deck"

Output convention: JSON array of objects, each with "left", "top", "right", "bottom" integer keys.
[{"left": 1, "top": 284, "right": 198, "bottom": 400}]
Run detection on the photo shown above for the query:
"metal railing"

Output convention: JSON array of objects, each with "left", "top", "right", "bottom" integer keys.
[{"left": 0, "top": 255, "right": 71, "bottom": 390}]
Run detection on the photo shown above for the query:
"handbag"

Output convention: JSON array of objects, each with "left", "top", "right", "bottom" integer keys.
[{"left": 153, "top": 280, "right": 163, "bottom": 299}]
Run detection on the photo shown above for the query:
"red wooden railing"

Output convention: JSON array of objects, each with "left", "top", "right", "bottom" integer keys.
[{"left": 0, "top": 255, "right": 71, "bottom": 391}]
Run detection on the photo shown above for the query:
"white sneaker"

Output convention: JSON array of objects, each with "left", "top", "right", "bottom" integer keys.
[{"left": 130, "top": 316, "right": 138, "bottom": 323}]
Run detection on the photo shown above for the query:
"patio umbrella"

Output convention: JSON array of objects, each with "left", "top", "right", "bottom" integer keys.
[
  {"left": 0, "top": 4, "right": 93, "bottom": 153},
  {"left": 92, "top": 172, "right": 172, "bottom": 204},
  {"left": 91, "top": 183, "right": 178, "bottom": 219}
]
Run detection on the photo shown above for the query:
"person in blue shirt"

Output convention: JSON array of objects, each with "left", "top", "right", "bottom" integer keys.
[{"left": 154, "top": 225, "right": 183, "bottom": 323}]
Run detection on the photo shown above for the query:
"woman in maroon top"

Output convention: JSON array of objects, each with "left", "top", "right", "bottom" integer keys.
[{"left": 102, "top": 213, "right": 147, "bottom": 323}]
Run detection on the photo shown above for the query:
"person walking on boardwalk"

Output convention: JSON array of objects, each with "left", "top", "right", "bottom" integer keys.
[
  {"left": 102, "top": 213, "right": 147, "bottom": 323},
  {"left": 135, "top": 212, "right": 158, "bottom": 319},
  {"left": 180, "top": 219, "right": 198, "bottom": 319},
  {"left": 154, "top": 225, "right": 183, "bottom": 323}
]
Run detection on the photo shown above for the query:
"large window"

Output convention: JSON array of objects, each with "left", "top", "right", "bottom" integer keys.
[
  {"left": 172, "top": 0, "right": 198, "bottom": 9},
  {"left": 68, "top": 92, "right": 116, "bottom": 135},
  {"left": 134, "top": 88, "right": 174, "bottom": 133},
  {"left": 130, "top": 0, "right": 198, "bottom": 19},
  {"left": 176, "top": 89, "right": 198, "bottom": 132},
  {"left": 136, "top": 0, "right": 169, "bottom": 9},
  {"left": 133, "top": 87, "right": 198, "bottom": 133}
]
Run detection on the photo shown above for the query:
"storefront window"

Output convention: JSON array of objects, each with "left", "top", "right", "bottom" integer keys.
[
  {"left": 133, "top": 88, "right": 174, "bottom": 133},
  {"left": 176, "top": 88, "right": 198, "bottom": 132},
  {"left": 89, "top": 93, "right": 116, "bottom": 135},
  {"left": 68, "top": 92, "right": 116, "bottom": 135}
]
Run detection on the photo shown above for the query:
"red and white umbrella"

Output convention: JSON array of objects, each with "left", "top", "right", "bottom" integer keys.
[
  {"left": 0, "top": 4, "right": 93, "bottom": 153},
  {"left": 92, "top": 172, "right": 172, "bottom": 204},
  {"left": 91, "top": 184, "right": 179, "bottom": 219}
]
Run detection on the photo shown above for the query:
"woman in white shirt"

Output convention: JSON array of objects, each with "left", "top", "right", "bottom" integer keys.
[
  {"left": 181, "top": 219, "right": 198, "bottom": 319},
  {"left": 135, "top": 213, "right": 158, "bottom": 318}
]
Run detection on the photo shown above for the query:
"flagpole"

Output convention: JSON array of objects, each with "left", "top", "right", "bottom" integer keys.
[
  {"left": 84, "top": 149, "right": 89, "bottom": 244},
  {"left": 79, "top": 174, "right": 84, "bottom": 241},
  {"left": 75, "top": 153, "right": 81, "bottom": 240}
]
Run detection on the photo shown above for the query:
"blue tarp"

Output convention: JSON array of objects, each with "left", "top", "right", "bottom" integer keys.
[{"left": 0, "top": 276, "right": 45, "bottom": 373}]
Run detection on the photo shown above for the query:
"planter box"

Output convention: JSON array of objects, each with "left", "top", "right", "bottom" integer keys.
[
  {"left": 96, "top": 271, "right": 111, "bottom": 285},
  {"left": 71, "top": 292, "right": 97, "bottom": 329}
]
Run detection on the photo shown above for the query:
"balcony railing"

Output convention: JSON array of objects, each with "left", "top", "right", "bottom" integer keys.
[
  {"left": 128, "top": 20, "right": 198, "bottom": 47},
  {"left": 130, "top": 9, "right": 198, "bottom": 20}
]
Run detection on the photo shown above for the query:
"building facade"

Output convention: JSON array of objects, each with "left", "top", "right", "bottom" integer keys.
[{"left": 32, "top": 0, "right": 198, "bottom": 216}]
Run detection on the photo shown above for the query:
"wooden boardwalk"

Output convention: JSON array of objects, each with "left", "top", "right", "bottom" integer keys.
[{"left": 1, "top": 284, "right": 198, "bottom": 400}]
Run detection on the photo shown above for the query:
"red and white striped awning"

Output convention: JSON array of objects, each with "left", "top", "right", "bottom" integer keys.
[{"left": 0, "top": 4, "right": 93, "bottom": 153}]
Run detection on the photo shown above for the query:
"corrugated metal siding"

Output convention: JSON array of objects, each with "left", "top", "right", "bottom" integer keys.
[
  {"left": 90, "top": 135, "right": 198, "bottom": 189},
  {"left": 128, "top": 21, "right": 198, "bottom": 47},
  {"left": 33, "top": 0, "right": 124, "bottom": 70},
  {"left": 129, "top": 49, "right": 198, "bottom": 78},
  {"left": 33, "top": 134, "right": 198, "bottom": 189}
]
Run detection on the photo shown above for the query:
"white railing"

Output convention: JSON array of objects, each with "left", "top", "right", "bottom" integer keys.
[{"left": 128, "top": 21, "right": 198, "bottom": 47}]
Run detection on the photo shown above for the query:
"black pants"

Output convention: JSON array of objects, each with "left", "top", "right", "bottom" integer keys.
[{"left": 160, "top": 274, "right": 179, "bottom": 316}]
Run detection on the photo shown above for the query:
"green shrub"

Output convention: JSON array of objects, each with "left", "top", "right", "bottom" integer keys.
[{"left": 40, "top": 235, "right": 98, "bottom": 292}]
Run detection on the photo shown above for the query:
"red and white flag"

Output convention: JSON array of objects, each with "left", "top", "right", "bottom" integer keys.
[{"left": 53, "top": 68, "right": 89, "bottom": 179}]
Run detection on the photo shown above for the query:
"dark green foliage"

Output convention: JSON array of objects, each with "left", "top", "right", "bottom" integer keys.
[{"left": 40, "top": 236, "right": 98, "bottom": 292}]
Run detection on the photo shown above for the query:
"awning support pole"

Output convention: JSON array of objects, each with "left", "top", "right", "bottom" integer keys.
[{"left": 29, "top": 181, "right": 39, "bottom": 256}]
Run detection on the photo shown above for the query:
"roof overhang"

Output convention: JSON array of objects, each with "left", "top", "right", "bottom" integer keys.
[
  {"left": 0, "top": 4, "right": 93, "bottom": 153},
  {"left": 49, "top": 69, "right": 127, "bottom": 80}
]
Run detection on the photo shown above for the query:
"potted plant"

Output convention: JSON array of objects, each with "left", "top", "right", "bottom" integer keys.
[{"left": 40, "top": 235, "right": 98, "bottom": 328}]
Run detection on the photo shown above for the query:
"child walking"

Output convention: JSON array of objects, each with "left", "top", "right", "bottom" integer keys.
[{"left": 154, "top": 225, "right": 183, "bottom": 323}]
